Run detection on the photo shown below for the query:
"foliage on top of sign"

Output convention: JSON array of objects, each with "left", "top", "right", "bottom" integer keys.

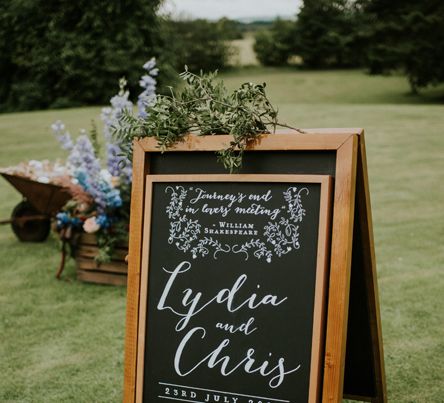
[{"left": 115, "top": 68, "right": 303, "bottom": 172}]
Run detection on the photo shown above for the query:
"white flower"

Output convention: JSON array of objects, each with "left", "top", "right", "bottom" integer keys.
[
  {"left": 83, "top": 217, "right": 100, "bottom": 233},
  {"left": 100, "top": 169, "right": 113, "bottom": 185},
  {"left": 51, "top": 120, "right": 65, "bottom": 133},
  {"left": 29, "top": 160, "right": 43, "bottom": 170},
  {"left": 143, "top": 58, "right": 156, "bottom": 71},
  {"left": 139, "top": 75, "right": 156, "bottom": 90},
  {"left": 110, "top": 92, "right": 132, "bottom": 113},
  {"left": 37, "top": 176, "right": 50, "bottom": 184}
]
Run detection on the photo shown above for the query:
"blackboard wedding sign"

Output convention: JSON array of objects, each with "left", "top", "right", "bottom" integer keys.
[
  {"left": 124, "top": 131, "right": 387, "bottom": 403},
  {"left": 137, "top": 174, "right": 331, "bottom": 403}
]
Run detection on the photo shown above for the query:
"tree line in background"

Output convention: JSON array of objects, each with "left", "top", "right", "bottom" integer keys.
[
  {"left": 0, "top": 1, "right": 240, "bottom": 112},
  {"left": 0, "top": 0, "right": 443, "bottom": 112},
  {"left": 255, "top": 0, "right": 444, "bottom": 92},
  {"left": 0, "top": 1, "right": 163, "bottom": 111}
]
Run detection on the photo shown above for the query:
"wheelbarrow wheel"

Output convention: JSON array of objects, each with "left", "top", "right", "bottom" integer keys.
[{"left": 11, "top": 201, "right": 50, "bottom": 242}]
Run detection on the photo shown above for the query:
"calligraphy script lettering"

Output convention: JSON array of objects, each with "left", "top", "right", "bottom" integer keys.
[
  {"left": 157, "top": 261, "right": 287, "bottom": 332},
  {"left": 216, "top": 317, "right": 257, "bottom": 335},
  {"left": 156, "top": 261, "right": 301, "bottom": 389},
  {"left": 190, "top": 189, "right": 247, "bottom": 208},
  {"left": 174, "top": 327, "right": 301, "bottom": 388}
]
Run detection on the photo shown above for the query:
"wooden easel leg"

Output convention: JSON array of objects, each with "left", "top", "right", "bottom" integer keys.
[
  {"left": 322, "top": 135, "right": 358, "bottom": 402},
  {"left": 124, "top": 142, "right": 151, "bottom": 403},
  {"left": 356, "top": 135, "right": 387, "bottom": 402}
]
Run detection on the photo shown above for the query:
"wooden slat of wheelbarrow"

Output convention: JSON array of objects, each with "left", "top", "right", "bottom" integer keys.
[{"left": 0, "top": 173, "right": 71, "bottom": 215}]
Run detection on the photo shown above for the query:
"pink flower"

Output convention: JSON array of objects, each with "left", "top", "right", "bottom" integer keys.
[{"left": 83, "top": 216, "right": 100, "bottom": 233}]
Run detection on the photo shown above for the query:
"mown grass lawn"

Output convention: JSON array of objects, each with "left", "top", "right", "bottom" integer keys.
[{"left": 1, "top": 68, "right": 443, "bottom": 402}]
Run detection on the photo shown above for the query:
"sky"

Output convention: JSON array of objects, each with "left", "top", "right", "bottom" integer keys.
[{"left": 161, "top": 0, "right": 302, "bottom": 21}]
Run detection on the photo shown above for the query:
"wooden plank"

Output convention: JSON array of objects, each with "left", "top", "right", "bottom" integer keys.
[
  {"left": 124, "top": 141, "right": 150, "bottom": 403},
  {"left": 309, "top": 175, "right": 333, "bottom": 403},
  {"left": 138, "top": 132, "right": 355, "bottom": 152},
  {"left": 78, "top": 233, "right": 127, "bottom": 248},
  {"left": 77, "top": 270, "right": 127, "bottom": 286},
  {"left": 76, "top": 258, "right": 127, "bottom": 274},
  {"left": 356, "top": 134, "right": 387, "bottom": 403},
  {"left": 77, "top": 245, "right": 128, "bottom": 260},
  {"left": 322, "top": 134, "right": 358, "bottom": 402},
  {"left": 78, "top": 233, "right": 99, "bottom": 245},
  {"left": 143, "top": 173, "right": 333, "bottom": 184},
  {"left": 135, "top": 178, "right": 154, "bottom": 403}
]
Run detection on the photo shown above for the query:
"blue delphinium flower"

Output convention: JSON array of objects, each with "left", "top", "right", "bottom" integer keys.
[
  {"left": 101, "top": 77, "right": 134, "bottom": 183},
  {"left": 74, "top": 169, "right": 89, "bottom": 190},
  {"left": 102, "top": 78, "right": 133, "bottom": 141},
  {"left": 106, "top": 143, "right": 132, "bottom": 184},
  {"left": 137, "top": 92, "right": 156, "bottom": 120},
  {"left": 100, "top": 180, "right": 122, "bottom": 209},
  {"left": 56, "top": 212, "right": 82, "bottom": 229},
  {"left": 56, "top": 212, "right": 70, "bottom": 228},
  {"left": 68, "top": 134, "right": 101, "bottom": 178},
  {"left": 139, "top": 75, "right": 156, "bottom": 91},
  {"left": 101, "top": 60, "right": 159, "bottom": 183},
  {"left": 101, "top": 107, "right": 114, "bottom": 142},
  {"left": 71, "top": 217, "right": 82, "bottom": 227},
  {"left": 110, "top": 91, "right": 132, "bottom": 119},
  {"left": 137, "top": 57, "right": 158, "bottom": 119},
  {"left": 121, "top": 162, "right": 132, "bottom": 184},
  {"left": 51, "top": 120, "right": 73, "bottom": 151},
  {"left": 76, "top": 171, "right": 122, "bottom": 214},
  {"left": 86, "top": 179, "right": 108, "bottom": 213},
  {"left": 106, "top": 143, "right": 123, "bottom": 177},
  {"left": 96, "top": 214, "right": 111, "bottom": 229},
  {"left": 143, "top": 58, "right": 156, "bottom": 71}
]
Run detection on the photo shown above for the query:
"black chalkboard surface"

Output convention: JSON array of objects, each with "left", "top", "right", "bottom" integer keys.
[{"left": 138, "top": 175, "right": 332, "bottom": 403}]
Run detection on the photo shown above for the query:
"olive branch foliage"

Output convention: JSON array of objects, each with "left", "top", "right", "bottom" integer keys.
[{"left": 115, "top": 68, "right": 302, "bottom": 172}]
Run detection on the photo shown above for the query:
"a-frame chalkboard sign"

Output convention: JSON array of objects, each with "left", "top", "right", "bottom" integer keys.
[{"left": 123, "top": 130, "right": 387, "bottom": 403}]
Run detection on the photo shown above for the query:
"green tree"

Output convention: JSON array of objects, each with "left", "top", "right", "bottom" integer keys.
[
  {"left": 216, "top": 17, "right": 243, "bottom": 40},
  {"left": 0, "top": 0, "right": 163, "bottom": 112},
  {"left": 254, "top": 19, "right": 295, "bottom": 66},
  {"left": 364, "top": 0, "right": 444, "bottom": 91},
  {"left": 161, "top": 18, "right": 233, "bottom": 73},
  {"left": 293, "top": 0, "right": 365, "bottom": 68}
]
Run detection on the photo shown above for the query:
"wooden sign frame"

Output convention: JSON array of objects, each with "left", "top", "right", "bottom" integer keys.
[
  {"left": 123, "top": 130, "right": 387, "bottom": 403},
  {"left": 137, "top": 174, "right": 332, "bottom": 402}
]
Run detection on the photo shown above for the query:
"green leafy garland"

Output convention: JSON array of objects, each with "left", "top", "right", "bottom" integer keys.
[{"left": 116, "top": 68, "right": 303, "bottom": 172}]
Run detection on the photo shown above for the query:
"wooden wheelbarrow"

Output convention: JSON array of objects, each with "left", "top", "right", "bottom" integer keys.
[{"left": 0, "top": 173, "right": 71, "bottom": 242}]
